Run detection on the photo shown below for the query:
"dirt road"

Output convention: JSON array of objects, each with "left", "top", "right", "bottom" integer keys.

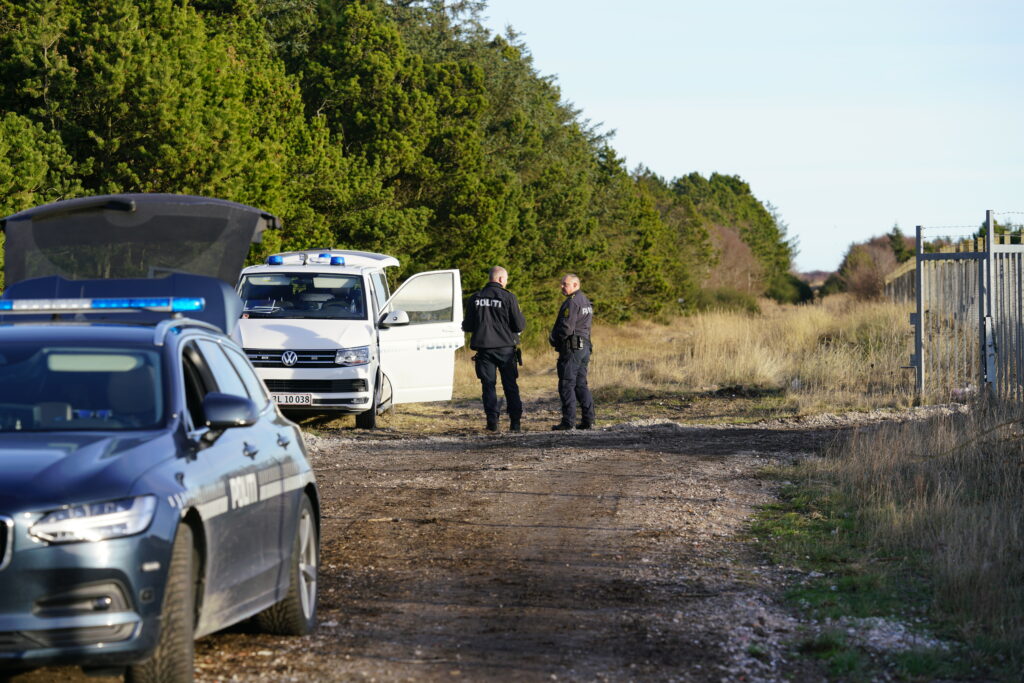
[
  {"left": 13, "top": 401, "right": 844, "bottom": 682},
  {"left": 193, "top": 412, "right": 837, "bottom": 682}
]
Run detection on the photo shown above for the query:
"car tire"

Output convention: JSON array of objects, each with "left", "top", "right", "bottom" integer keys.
[
  {"left": 354, "top": 406, "right": 376, "bottom": 429},
  {"left": 355, "top": 371, "right": 381, "bottom": 429},
  {"left": 253, "top": 496, "right": 318, "bottom": 635},
  {"left": 126, "top": 524, "right": 196, "bottom": 683}
]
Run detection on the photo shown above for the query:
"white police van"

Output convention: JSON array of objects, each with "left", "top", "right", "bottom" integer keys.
[{"left": 235, "top": 250, "right": 463, "bottom": 427}]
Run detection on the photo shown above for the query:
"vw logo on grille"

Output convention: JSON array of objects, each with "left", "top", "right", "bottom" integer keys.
[{"left": 281, "top": 350, "right": 299, "bottom": 367}]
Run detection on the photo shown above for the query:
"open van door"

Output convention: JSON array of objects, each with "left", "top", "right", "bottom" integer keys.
[{"left": 378, "top": 269, "right": 464, "bottom": 404}]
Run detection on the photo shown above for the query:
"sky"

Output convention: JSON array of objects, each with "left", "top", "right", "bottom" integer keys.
[{"left": 479, "top": 0, "right": 1024, "bottom": 272}]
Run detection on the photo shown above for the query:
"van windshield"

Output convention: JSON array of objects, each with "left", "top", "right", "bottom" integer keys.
[{"left": 238, "top": 273, "right": 367, "bottom": 320}]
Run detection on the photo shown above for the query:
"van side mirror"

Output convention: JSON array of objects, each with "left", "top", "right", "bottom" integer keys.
[{"left": 379, "top": 310, "right": 410, "bottom": 328}]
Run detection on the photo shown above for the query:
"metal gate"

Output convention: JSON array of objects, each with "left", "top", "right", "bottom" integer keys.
[{"left": 913, "top": 211, "right": 1024, "bottom": 402}]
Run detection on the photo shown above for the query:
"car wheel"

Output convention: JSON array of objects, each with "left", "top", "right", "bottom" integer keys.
[
  {"left": 354, "top": 406, "right": 376, "bottom": 429},
  {"left": 355, "top": 372, "right": 381, "bottom": 429},
  {"left": 126, "top": 524, "right": 196, "bottom": 683},
  {"left": 254, "top": 496, "right": 318, "bottom": 635}
]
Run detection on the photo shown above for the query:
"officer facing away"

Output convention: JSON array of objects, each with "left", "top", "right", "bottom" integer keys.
[
  {"left": 462, "top": 266, "right": 526, "bottom": 432},
  {"left": 549, "top": 273, "right": 595, "bottom": 430}
]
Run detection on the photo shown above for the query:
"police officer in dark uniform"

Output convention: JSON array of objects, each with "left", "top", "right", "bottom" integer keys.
[
  {"left": 462, "top": 266, "right": 526, "bottom": 432},
  {"left": 549, "top": 273, "right": 595, "bottom": 430}
]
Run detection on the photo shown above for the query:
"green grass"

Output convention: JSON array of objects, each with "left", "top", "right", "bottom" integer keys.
[{"left": 749, "top": 477, "right": 989, "bottom": 681}]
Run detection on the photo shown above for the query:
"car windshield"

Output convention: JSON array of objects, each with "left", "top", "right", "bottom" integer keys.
[
  {"left": 238, "top": 273, "right": 367, "bottom": 320},
  {"left": 0, "top": 344, "right": 164, "bottom": 432}
]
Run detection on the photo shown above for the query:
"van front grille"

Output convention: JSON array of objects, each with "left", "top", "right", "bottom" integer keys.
[{"left": 264, "top": 379, "right": 368, "bottom": 393}]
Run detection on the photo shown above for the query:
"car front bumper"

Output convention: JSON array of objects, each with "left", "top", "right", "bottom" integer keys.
[
  {"left": 0, "top": 522, "right": 170, "bottom": 668},
  {"left": 257, "top": 364, "right": 375, "bottom": 412}
]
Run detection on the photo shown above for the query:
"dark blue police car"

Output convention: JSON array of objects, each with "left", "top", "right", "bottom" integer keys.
[{"left": 0, "top": 195, "right": 319, "bottom": 682}]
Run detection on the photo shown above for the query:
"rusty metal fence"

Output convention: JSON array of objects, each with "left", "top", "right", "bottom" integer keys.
[{"left": 911, "top": 211, "right": 1024, "bottom": 402}]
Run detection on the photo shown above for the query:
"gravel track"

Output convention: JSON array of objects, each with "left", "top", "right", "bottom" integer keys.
[{"left": 15, "top": 409, "right": 919, "bottom": 682}]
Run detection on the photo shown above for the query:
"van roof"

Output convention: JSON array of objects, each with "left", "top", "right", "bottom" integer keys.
[{"left": 244, "top": 249, "right": 400, "bottom": 271}]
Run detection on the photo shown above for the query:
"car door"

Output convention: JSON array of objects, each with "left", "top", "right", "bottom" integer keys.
[
  {"left": 220, "top": 342, "right": 306, "bottom": 601},
  {"left": 378, "top": 269, "right": 464, "bottom": 404},
  {"left": 187, "top": 338, "right": 283, "bottom": 629}
]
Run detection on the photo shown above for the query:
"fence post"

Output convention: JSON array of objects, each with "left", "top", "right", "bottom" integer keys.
[
  {"left": 984, "top": 210, "right": 997, "bottom": 399},
  {"left": 914, "top": 224, "right": 924, "bottom": 396}
]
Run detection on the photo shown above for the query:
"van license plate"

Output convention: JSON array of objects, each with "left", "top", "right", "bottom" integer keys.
[{"left": 273, "top": 393, "right": 312, "bottom": 406}]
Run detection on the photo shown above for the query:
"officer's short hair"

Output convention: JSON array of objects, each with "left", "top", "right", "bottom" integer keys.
[
  {"left": 489, "top": 266, "right": 507, "bottom": 282},
  {"left": 563, "top": 273, "right": 580, "bottom": 284}
]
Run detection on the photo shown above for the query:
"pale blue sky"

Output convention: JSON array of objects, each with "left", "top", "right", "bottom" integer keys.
[{"left": 480, "top": 0, "right": 1024, "bottom": 272}]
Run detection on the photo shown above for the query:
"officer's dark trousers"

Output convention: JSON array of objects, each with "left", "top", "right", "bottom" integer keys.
[
  {"left": 556, "top": 344, "right": 595, "bottom": 425},
  {"left": 474, "top": 347, "right": 522, "bottom": 422}
]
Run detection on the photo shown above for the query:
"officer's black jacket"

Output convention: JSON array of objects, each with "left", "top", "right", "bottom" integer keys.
[
  {"left": 462, "top": 281, "right": 526, "bottom": 350},
  {"left": 549, "top": 290, "right": 593, "bottom": 348}
]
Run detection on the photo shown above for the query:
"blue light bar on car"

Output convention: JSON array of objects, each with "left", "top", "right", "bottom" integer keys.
[
  {"left": 330, "top": 256, "right": 345, "bottom": 265},
  {"left": 267, "top": 255, "right": 284, "bottom": 265},
  {"left": 0, "top": 297, "right": 205, "bottom": 314}
]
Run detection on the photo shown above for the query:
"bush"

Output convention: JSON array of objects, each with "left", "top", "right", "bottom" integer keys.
[
  {"left": 692, "top": 287, "right": 760, "bottom": 314},
  {"left": 766, "top": 272, "right": 814, "bottom": 304}
]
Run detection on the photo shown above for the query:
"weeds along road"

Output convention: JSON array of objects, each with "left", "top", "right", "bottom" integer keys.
[{"left": 13, "top": 407, "right": 842, "bottom": 682}]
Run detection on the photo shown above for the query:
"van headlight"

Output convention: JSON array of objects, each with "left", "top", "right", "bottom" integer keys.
[
  {"left": 335, "top": 346, "right": 370, "bottom": 366},
  {"left": 30, "top": 496, "right": 157, "bottom": 543}
]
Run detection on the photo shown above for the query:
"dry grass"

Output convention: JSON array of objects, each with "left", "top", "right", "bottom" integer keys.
[
  {"left": 816, "top": 406, "right": 1024, "bottom": 651},
  {"left": 456, "top": 294, "right": 914, "bottom": 413}
]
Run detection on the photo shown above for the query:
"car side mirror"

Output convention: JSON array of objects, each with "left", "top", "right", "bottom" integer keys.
[
  {"left": 379, "top": 310, "right": 410, "bottom": 328},
  {"left": 203, "top": 392, "right": 258, "bottom": 430}
]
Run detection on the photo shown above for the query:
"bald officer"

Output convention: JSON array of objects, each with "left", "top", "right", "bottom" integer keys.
[{"left": 549, "top": 273, "right": 595, "bottom": 430}]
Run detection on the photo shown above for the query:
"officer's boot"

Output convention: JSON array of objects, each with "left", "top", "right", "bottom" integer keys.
[
  {"left": 509, "top": 417, "right": 522, "bottom": 433},
  {"left": 486, "top": 416, "right": 499, "bottom": 432}
]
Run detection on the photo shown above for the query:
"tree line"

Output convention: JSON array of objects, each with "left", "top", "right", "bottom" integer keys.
[{"left": 0, "top": 0, "right": 807, "bottom": 333}]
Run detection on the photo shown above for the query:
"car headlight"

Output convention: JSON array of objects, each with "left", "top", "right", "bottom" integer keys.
[
  {"left": 335, "top": 346, "right": 370, "bottom": 366},
  {"left": 30, "top": 495, "right": 157, "bottom": 544}
]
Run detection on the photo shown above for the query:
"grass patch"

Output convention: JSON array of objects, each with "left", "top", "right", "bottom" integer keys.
[
  {"left": 752, "top": 407, "right": 1024, "bottom": 681},
  {"left": 750, "top": 477, "right": 973, "bottom": 679},
  {"left": 751, "top": 481, "right": 928, "bottom": 622},
  {"left": 797, "top": 630, "right": 868, "bottom": 678}
]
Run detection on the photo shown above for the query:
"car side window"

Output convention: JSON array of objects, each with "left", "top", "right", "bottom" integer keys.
[
  {"left": 222, "top": 345, "right": 270, "bottom": 410},
  {"left": 196, "top": 339, "right": 249, "bottom": 398},
  {"left": 370, "top": 272, "right": 389, "bottom": 313},
  {"left": 181, "top": 342, "right": 214, "bottom": 429}
]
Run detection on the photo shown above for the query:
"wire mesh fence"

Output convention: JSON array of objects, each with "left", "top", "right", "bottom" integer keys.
[{"left": 911, "top": 213, "right": 1024, "bottom": 403}]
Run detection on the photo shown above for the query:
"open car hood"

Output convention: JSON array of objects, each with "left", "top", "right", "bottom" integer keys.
[{"left": 1, "top": 193, "right": 279, "bottom": 286}]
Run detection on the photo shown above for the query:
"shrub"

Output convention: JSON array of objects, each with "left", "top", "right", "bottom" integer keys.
[{"left": 692, "top": 287, "right": 761, "bottom": 314}]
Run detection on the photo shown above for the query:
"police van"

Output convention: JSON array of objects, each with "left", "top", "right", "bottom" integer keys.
[{"left": 235, "top": 250, "right": 464, "bottom": 427}]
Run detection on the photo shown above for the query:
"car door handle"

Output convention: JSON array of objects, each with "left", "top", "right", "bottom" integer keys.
[
  {"left": 277, "top": 433, "right": 291, "bottom": 447},
  {"left": 243, "top": 442, "right": 259, "bottom": 459}
]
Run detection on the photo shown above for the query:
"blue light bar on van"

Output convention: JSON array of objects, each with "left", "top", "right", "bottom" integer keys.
[
  {"left": 267, "top": 255, "right": 284, "bottom": 265},
  {"left": 330, "top": 256, "right": 346, "bottom": 265},
  {"left": 0, "top": 297, "right": 205, "bottom": 314}
]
